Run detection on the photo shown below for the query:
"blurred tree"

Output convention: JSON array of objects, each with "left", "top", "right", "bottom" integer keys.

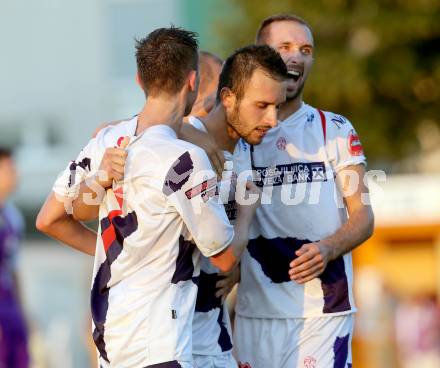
[{"left": 209, "top": 0, "right": 440, "bottom": 170}]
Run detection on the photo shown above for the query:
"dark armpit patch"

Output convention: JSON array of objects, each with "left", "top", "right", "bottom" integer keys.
[
  {"left": 171, "top": 236, "right": 196, "bottom": 284},
  {"left": 195, "top": 271, "right": 222, "bottom": 312}
]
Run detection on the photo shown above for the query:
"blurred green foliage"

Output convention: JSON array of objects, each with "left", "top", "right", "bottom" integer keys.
[{"left": 209, "top": 0, "right": 440, "bottom": 169}]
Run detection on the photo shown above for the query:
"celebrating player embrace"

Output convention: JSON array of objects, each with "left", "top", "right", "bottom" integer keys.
[
  {"left": 36, "top": 13, "right": 374, "bottom": 368},
  {"left": 39, "top": 27, "right": 260, "bottom": 367}
]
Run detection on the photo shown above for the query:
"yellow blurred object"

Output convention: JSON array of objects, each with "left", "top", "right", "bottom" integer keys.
[{"left": 352, "top": 224, "right": 440, "bottom": 368}]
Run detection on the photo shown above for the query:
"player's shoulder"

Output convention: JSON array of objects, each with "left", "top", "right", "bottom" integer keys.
[
  {"left": 128, "top": 130, "right": 210, "bottom": 177},
  {"left": 95, "top": 116, "right": 137, "bottom": 148},
  {"left": 160, "top": 139, "right": 213, "bottom": 182},
  {"left": 315, "top": 108, "right": 355, "bottom": 131},
  {"left": 174, "top": 139, "right": 210, "bottom": 163},
  {"left": 315, "top": 107, "right": 366, "bottom": 161}
]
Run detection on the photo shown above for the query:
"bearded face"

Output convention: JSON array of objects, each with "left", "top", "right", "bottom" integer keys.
[{"left": 223, "top": 68, "right": 287, "bottom": 145}]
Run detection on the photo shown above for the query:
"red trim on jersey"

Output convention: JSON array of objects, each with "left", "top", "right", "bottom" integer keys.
[
  {"left": 101, "top": 188, "right": 124, "bottom": 251},
  {"left": 113, "top": 187, "right": 124, "bottom": 209},
  {"left": 101, "top": 209, "right": 123, "bottom": 251},
  {"left": 117, "top": 136, "right": 124, "bottom": 147},
  {"left": 318, "top": 109, "right": 326, "bottom": 143},
  {"left": 101, "top": 225, "right": 116, "bottom": 251}
]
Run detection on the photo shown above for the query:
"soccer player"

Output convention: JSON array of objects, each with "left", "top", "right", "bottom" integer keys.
[
  {"left": 188, "top": 45, "right": 287, "bottom": 368},
  {"left": 41, "top": 26, "right": 260, "bottom": 368},
  {"left": 0, "top": 148, "right": 29, "bottom": 368},
  {"left": 38, "top": 42, "right": 287, "bottom": 368},
  {"left": 35, "top": 51, "right": 224, "bottom": 246},
  {"left": 232, "top": 15, "right": 375, "bottom": 368},
  {"left": 36, "top": 51, "right": 224, "bottom": 255}
]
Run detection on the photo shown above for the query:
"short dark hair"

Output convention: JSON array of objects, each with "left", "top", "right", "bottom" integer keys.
[
  {"left": 135, "top": 26, "right": 199, "bottom": 96},
  {"left": 255, "top": 14, "right": 312, "bottom": 44},
  {"left": 0, "top": 147, "right": 12, "bottom": 161},
  {"left": 216, "top": 44, "right": 287, "bottom": 103},
  {"left": 198, "top": 51, "right": 223, "bottom": 97}
]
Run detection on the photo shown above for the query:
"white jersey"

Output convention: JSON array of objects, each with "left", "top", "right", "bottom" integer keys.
[
  {"left": 52, "top": 116, "right": 138, "bottom": 200},
  {"left": 188, "top": 116, "right": 237, "bottom": 357},
  {"left": 54, "top": 118, "right": 235, "bottom": 367},
  {"left": 235, "top": 103, "right": 366, "bottom": 319}
]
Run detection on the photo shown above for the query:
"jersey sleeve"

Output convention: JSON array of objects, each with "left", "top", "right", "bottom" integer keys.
[
  {"left": 163, "top": 147, "right": 234, "bottom": 258},
  {"left": 325, "top": 112, "right": 367, "bottom": 173},
  {"left": 52, "top": 137, "right": 101, "bottom": 198}
]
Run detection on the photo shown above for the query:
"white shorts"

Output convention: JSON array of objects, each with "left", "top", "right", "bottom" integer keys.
[
  {"left": 193, "top": 352, "right": 237, "bottom": 368},
  {"left": 233, "top": 314, "right": 354, "bottom": 368}
]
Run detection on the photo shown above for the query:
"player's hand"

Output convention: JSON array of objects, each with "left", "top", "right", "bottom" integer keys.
[
  {"left": 215, "top": 265, "right": 240, "bottom": 303},
  {"left": 236, "top": 181, "right": 261, "bottom": 221},
  {"left": 288, "top": 241, "right": 334, "bottom": 284},
  {"left": 97, "top": 136, "right": 130, "bottom": 189}
]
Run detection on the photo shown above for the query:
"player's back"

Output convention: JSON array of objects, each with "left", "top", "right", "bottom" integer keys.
[{"left": 92, "top": 124, "right": 233, "bottom": 368}]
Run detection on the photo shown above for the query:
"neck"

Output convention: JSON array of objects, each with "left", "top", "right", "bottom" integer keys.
[
  {"left": 278, "top": 94, "right": 303, "bottom": 121},
  {"left": 136, "top": 94, "right": 186, "bottom": 135},
  {"left": 203, "top": 105, "right": 238, "bottom": 153}
]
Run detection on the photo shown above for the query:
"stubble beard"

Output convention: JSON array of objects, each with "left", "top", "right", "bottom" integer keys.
[{"left": 286, "top": 80, "right": 305, "bottom": 101}]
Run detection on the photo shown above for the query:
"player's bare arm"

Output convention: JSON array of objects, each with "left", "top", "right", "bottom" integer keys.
[
  {"left": 289, "top": 164, "right": 374, "bottom": 283},
  {"left": 36, "top": 132, "right": 129, "bottom": 255},
  {"left": 210, "top": 181, "right": 260, "bottom": 272},
  {"left": 179, "top": 123, "right": 225, "bottom": 177},
  {"left": 36, "top": 192, "right": 97, "bottom": 255},
  {"left": 71, "top": 137, "right": 129, "bottom": 222}
]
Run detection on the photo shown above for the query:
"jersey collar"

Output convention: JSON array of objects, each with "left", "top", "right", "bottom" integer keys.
[
  {"left": 281, "top": 102, "right": 310, "bottom": 126},
  {"left": 129, "top": 124, "right": 178, "bottom": 146}
]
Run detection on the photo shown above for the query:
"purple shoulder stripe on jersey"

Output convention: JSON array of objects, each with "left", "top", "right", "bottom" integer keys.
[
  {"left": 68, "top": 157, "right": 91, "bottom": 187},
  {"left": 171, "top": 236, "right": 196, "bottom": 284},
  {"left": 217, "top": 306, "right": 233, "bottom": 352},
  {"left": 333, "top": 334, "right": 350, "bottom": 368},
  {"left": 195, "top": 271, "right": 222, "bottom": 312},
  {"left": 163, "top": 151, "right": 194, "bottom": 196},
  {"left": 247, "top": 236, "right": 310, "bottom": 283},
  {"left": 144, "top": 361, "right": 182, "bottom": 368},
  {"left": 320, "top": 257, "right": 351, "bottom": 313},
  {"left": 91, "top": 211, "right": 138, "bottom": 363}
]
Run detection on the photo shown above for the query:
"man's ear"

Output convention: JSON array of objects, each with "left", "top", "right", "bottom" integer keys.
[
  {"left": 188, "top": 70, "right": 198, "bottom": 92},
  {"left": 220, "top": 87, "right": 236, "bottom": 109},
  {"left": 135, "top": 71, "right": 143, "bottom": 89}
]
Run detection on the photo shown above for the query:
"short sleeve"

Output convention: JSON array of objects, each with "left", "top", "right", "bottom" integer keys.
[
  {"left": 163, "top": 147, "right": 234, "bottom": 257},
  {"left": 325, "top": 112, "right": 367, "bottom": 173},
  {"left": 52, "top": 137, "right": 100, "bottom": 198}
]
